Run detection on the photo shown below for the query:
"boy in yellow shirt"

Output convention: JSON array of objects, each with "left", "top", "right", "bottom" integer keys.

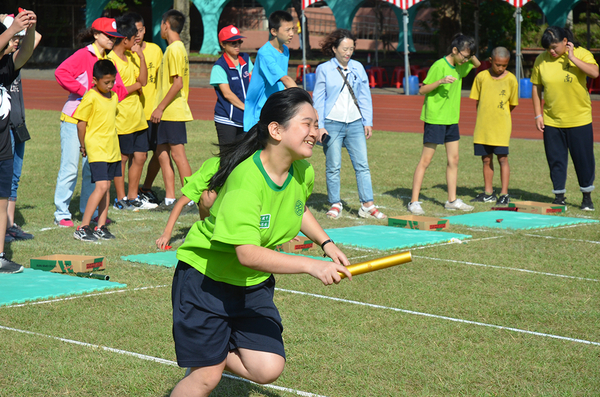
[
  {"left": 150, "top": 10, "right": 193, "bottom": 211},
  {"left": 469, "top": 47, "right": 518, "bottom": 205},
  {"left": 72, "top": 60, "right": 121, "bottom": 241},
  {"left": 126, "top": 12, "right": 164, "bottom": 205},
  {"left": 107, "top": 16, "right": 155, "bottom": 210}
]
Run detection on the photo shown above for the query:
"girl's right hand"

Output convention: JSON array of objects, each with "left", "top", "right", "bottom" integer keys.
[
  {"left": 535, "top": 115, "right": 545, "bottom": 132},
  {"left": 156, "top": 234, "right": 171, "bottom": 250},
  {"left": 307, "top": 258, "right": 352, "bottom": 285},
  {"left": 440, "top": 75, "right": 457, "bottom": 84}
]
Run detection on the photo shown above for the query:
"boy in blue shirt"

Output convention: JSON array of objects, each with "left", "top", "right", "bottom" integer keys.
[{"left": 243, "top": 11, "right": 296, "bottom": 132}]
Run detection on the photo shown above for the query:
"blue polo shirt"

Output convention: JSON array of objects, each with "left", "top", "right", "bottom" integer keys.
[{"left": 243, "top": 41, "right": 290, "bottom": 132}]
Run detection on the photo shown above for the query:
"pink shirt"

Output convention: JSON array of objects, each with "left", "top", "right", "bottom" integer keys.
[{"left": 55, "top": 43, "right": 128, "bottom": 118}]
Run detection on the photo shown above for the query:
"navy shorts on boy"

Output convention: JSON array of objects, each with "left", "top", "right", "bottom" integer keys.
[
  {"left": 157, "top": 121, "right": 187, "bottom": 145},
  {"left": 171, "top": 261, "right": 285, "bottom": 368},
  {"left": 423, "top": 123, "right": 460, "bottom": 145},
  {"left": 0, "top": 159, "right": 14, "bottom": 197},
  {"left": 474, "top": 144, "right": 509, "bottom": 156},
  {"left": 118, "top": 129, "right": 149, "bottom": 155},
  {"left": 89, "top": 161, "right": 122, "bottom": 183}
]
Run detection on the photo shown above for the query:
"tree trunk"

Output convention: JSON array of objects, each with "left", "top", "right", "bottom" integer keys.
[
  {"left": 174, "top": 0, "right": 191, "bottom": 53},
  {"left": 437, "top": 0, "right": 461, "bottom": 57}
]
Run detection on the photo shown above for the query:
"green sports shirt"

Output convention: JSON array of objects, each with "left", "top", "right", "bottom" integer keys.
[
  {"left": 420, "top": 57, "right": 474, "bottom": 125},
  {"left": 176, "top": 150, "right": 314, "bottom": 286}
]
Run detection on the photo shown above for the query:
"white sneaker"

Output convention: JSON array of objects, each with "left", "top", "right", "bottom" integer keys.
[
  {"left": 407, "top": 201, "right": 425, "bottom": 215},
  {"left": 129, "top": 197, "right": 158, "bottom": 210},
  {"left": 445, "top": 198, "right": 474, "bottom": 211}
]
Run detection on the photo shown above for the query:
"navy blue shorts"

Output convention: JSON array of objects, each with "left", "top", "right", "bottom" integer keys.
[
  {"left": 89, "top": 161, "right": 122, "bottom": 183},
  {"left": 0, "top": 159, "right": 13, "bottom": 197},
  {"left": 171, "top": 261, "right": 285, "bottom": 368},
  {"left": 157, "top": 121, "right": 187, "bottom": 145},
  {"left": 423, "top": 123, "right": 460, "bottom": 145},
  {"left": 474, "top": 144, "right": 509, "bottom": 156},
  {"left": 118, "top": 129, "right": 149, "bottom": 155}
]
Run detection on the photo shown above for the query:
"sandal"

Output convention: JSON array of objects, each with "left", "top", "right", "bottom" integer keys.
[
  {"left": 358, "top": 205, "right": 387, "bottom": 219},
  {"left": 326, "top": 203, "right": 343, "bottom": 219}
]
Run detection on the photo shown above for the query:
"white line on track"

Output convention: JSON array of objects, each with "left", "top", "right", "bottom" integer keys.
[
  {"left": 413, "top": 255, "right": 599, "bottom": 282},
  {"left": 0, "top": 325, "right": 328, "bottom": 397},
  {"left": 275, "top": 288, "right": 600, "bottom": 347},
  {"left": 523, "top": 233, "right": 600, "bottom": 244}
]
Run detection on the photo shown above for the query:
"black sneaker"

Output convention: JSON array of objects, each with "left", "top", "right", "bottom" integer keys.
[
  {"left": 581, "top": 194, "right": 594, "bottom": 211},
  {"left": 4, "top": 234, "right": 15, "bottom": 243},
  {"left": 470, "top": 192, "right": 497, "bottom": 203},
  {"left": 497, "top": 194, "right": 510, "bottom": 205},
  {"left": 6, "top": 224, "right": 34, "bottom": 240},
  {"left": 113, "top": 198, "right": 137, "bottom": 211},
  {"left": 139, "top": 188, "right": 160, "bottom": 205},
  {"left": 552, "top": 195, "right": 566, "bottom": 206},
  {"left": 153, "top": 200, "right": 175, "bottom": 212},
  {"left": 73, "top": 225, "right": 98, "bottom": 242},
  {"left": 94, "top": 225, "right": 116, "bottom": 240},
  {"left": 0, "top": 253, "right": 24, "bottom": 274}
]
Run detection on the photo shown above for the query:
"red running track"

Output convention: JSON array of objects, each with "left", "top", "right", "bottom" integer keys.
[{"left": 23, "top": 78, "right": 600, "bottom": 142}]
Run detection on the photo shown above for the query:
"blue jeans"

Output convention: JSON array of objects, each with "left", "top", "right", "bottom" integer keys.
[
  {"left": 53, "top": 121, "right": 96, "bottom": 221},
  {"left": 322, "top": 119, "right": 374, "bottom": 204},
  {"left": 9, "top": 129, "right": 24, "bottom": 201}
]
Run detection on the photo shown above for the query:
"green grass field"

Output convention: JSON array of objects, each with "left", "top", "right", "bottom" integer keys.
[{"left": 1, "top": 109, "right": 599, "bottom": 396}]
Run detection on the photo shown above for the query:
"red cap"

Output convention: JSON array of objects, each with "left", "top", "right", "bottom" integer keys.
[
  {"left": 218, "top": 25, "right": 245, "bottom": 42},
  {"left": 91, "top": 17, "right": 124, "bottom": 38}
]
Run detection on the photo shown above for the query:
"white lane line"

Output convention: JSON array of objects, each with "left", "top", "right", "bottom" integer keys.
[
  {"left": 276, "top": 288, "right": 600, "bottom": 347},
  {"left": 0, "top": 325, "right": 328, "bottom": 397},
  {"left": 413, "top": 256, "right": 599, "bottom": 282},
  {"left": 2, "top": 285, "right": 170, "bottom": 308},
  {"left": 523, "top": 233, "right": 600, "bottom": 244}
]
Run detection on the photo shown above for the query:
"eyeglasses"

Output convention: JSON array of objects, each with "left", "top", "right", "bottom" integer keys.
[
  {"left": 458, "top": 51, "right": 471, "bottom": 60},
  {"left": 226, "top": 40, "right": 243, "bottom": 46}
]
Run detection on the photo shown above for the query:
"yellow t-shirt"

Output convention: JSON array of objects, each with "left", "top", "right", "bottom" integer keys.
[
  {"left": 530, "top": 47, "right": 596, "bottom": 128},
  {"left": 470, "top": 70, "right": 519, "bottom": 146},
  {"left": 156, "top": 40, "right": 193, "bottom": 122},
  {"left": 107, "top": 51, "right": 148, "bottom": 135},
  {"left": 72, "top": 89, "right": 121, "bottom": 163},
  {"left": 141, "top": 42, "right": 163, "bottom": 121}
]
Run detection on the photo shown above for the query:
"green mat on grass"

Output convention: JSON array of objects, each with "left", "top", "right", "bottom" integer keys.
[
  {"left": 445, "top": 211, "right": 599, "bottom": 230},
  {"left": 323, "top": 225, "right": 471, "bottom": 250},
  {"left": 121, "top": 251, "right": 330, "bottom": 267},
  {"left": 0, "top": 269, "right": 127, "bottom": 307}
]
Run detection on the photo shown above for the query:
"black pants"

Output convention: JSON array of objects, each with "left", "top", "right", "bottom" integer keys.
[
  {"left": 215, "top": 122, "right": 245, "bottom": 147},
  {"left": 543, "top": 124, "right": 596, "bottom": 194}
]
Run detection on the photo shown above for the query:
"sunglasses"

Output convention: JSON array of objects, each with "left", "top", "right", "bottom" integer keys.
[{"left": 225, "top": 40, "right": 243, "bottom": 46}]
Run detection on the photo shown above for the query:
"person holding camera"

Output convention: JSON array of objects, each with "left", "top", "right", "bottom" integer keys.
[{"left": 531, "top": 26, "right": 598, "bottom": 211}]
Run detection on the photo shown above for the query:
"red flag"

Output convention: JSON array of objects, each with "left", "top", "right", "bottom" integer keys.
[
  {"left": 505, "top": 0, "right": 530, "bottom": 6},
  {"left": 382, "top": 0, "right": 423, "bottom": 9}
]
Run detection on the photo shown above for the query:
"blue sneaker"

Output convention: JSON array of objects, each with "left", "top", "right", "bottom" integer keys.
[{"left": 113, "top": 198, "right": 137, "bottom": 211}]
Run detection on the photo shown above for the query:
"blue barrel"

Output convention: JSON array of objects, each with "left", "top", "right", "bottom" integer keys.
[
  {"left": 403, "top": 75, "right": 419, "bottom": 95},
  {"left": 519, "top": 78, "right": 532, "bottom": 98},
  {"left": 304, "top": 73, "right": 316, "bottom": 91}
]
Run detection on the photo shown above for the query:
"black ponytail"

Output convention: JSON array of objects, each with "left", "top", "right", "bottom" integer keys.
[
  {"left": 77, "top": 27, "right": 97, "bottom": 47},
  {"left": 541, "top": 26, "right": 580, "bottom": 49},
  {"left": 208, "top": 87, "right": 313, "bottom": 191}
]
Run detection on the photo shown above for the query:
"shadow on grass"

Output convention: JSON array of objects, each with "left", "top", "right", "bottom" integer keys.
[
  {"left": 383, "top": 187, "right": 446, "bottom": 207},
  {"left": 14, "top": 204, "right": 35, "bottom": 227},
  {"left": 433, "top": 184, "right": 555, "bottom": 203}
]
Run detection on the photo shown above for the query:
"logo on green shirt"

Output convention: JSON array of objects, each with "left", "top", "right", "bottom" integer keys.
[
  {"left": 295, "top": 200, "right": 304, "bottom": 216},
  {"left": 259, "top": 214, "right": 271, "bottom": 229}
]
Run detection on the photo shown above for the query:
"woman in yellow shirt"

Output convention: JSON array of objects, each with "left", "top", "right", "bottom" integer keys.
[{"left": 531, "top": 26, "right": 598, "bottom": 211}]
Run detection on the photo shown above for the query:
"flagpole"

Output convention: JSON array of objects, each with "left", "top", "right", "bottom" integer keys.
[
  {"left": 515, "top": 6, "right": 521, "bottom": 97},
  {"left": 403, "top": 9, "right": 409, "bottom": 95},
  {"left": 302, "top": 10, "right": 307, "bottom": 90}
]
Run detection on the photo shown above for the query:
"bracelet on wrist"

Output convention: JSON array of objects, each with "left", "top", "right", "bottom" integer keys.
[
  {"left": 320, "top": 239, "right": 334, "bottom": 250},
  {"left": 534, "top": 114, "right": 542, "bottom": 120}
]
